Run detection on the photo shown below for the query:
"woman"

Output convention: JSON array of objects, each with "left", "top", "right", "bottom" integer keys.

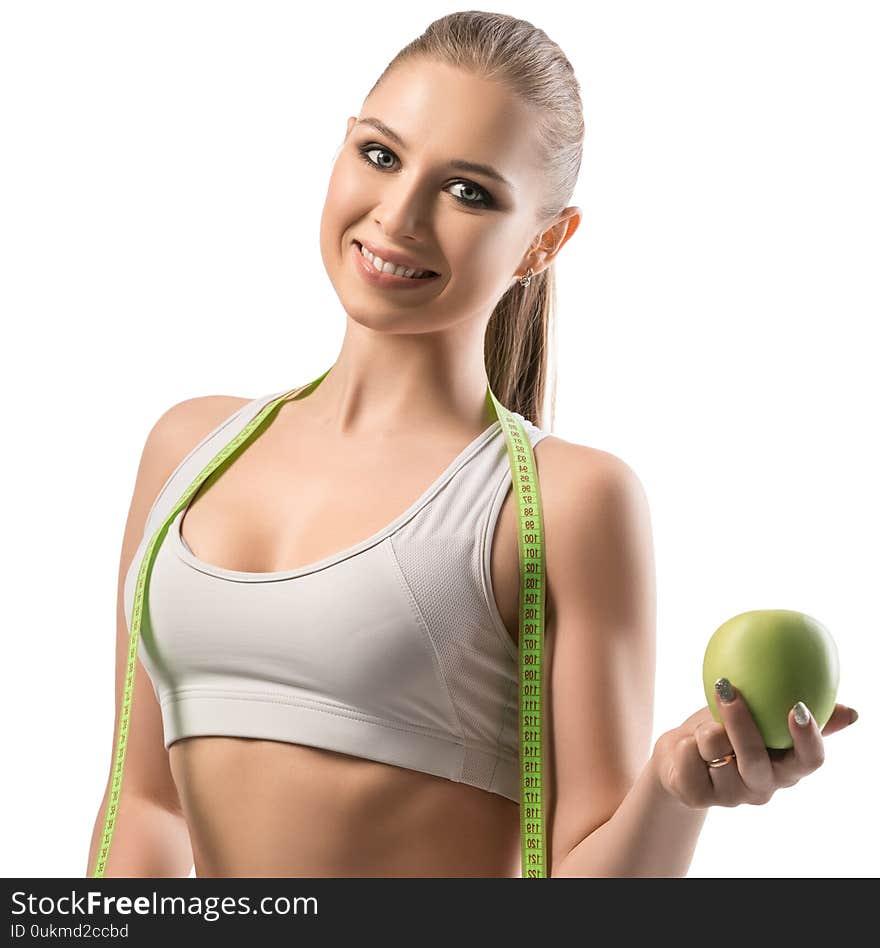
[{"left": 87, "top": 11, "right": 857, "bottom": 878}]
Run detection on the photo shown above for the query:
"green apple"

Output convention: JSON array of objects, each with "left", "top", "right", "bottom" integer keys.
[{"left": 702, "top": 609, "right": 839, "bottom": 749}]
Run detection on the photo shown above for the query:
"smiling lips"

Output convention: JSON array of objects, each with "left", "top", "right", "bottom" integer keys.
[
  {"left": 351, "top": 241, "right": 441, "bottom": 289},
  {"left": 355, "top": 239, "right": 438, "bottom": 277}
]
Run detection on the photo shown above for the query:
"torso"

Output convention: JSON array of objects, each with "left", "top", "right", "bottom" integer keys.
[{"left": 165, "top": 392, "right": 569, "bottom": 877}]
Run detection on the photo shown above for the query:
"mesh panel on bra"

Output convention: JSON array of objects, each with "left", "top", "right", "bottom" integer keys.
[{"left": 389, "top": 416, "right": 551, "bottom": 788}]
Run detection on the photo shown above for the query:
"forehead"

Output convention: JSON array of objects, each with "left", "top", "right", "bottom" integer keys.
[{"left": 361, "top": 60, "right": 540, "bottom": 181}]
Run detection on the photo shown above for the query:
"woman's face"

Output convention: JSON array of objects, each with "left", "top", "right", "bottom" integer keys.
[{"left": 320, "top": 59, "right": 556, "bottom": 334}]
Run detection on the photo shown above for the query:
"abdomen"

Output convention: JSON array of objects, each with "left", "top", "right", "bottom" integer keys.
[{"left": 168, "top": 736, "right": 521, "bottom": 877}]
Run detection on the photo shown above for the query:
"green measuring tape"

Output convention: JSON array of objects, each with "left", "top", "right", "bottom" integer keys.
[
  {"left": 490, "top": 382, "right": 549, "bottom": 879},
  {"left": 92, "top": 367, "right": 548, "bottom": 879}
]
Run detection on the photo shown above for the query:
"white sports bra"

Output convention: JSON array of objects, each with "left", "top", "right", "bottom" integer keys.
[{"left": 126, "top": 387, "right": 551, "bottom": 803}]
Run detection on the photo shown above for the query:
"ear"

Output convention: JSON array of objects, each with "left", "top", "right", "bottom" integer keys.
[
  {"left": 526, "top": 206, "right": 583, "bottom": 276},
  {"left": 346, "top": 116, "right": 358, "bottom": 138}
]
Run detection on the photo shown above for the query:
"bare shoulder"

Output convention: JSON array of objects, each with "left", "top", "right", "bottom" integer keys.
[
  {"left": 536, "top": 433, "right": 648, "bottom": 513},
  {"left": 535, "top": 434, "right": 652, "bottom": 616},
  {"left": 134, "top": 394, "right": 256, "bottom": 516},
  {"left": 148, "top": 394, "right": 255, "bottom": 457}
]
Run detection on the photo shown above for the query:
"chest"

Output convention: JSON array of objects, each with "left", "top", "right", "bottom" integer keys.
[
  {"left": 144, "top": 407, "right": 561, "bottom": 875},
  {"left": 176, "top": 420, "right": 530, "bottom": 650}
]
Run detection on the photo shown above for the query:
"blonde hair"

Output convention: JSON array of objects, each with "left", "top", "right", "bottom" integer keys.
[{"left": 367, "top": 11, "right": 584, "bottom": 429}]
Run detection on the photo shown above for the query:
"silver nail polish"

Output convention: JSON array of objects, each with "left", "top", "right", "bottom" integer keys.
[
  {"left": 793, "top": 701, "right": 811, "bottom": 727},
  {"left": 714, "top": 677, "right": 734, "bottom": 704}
]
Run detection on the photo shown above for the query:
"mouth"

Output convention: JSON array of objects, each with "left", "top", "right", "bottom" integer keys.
[{"left": 352, "top": 240, "right": 440, "bottom": 280}]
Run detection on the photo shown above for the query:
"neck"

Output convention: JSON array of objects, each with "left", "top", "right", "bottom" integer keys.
[{"left": 298, "top": 325, "right": 495, "bottom": 439}]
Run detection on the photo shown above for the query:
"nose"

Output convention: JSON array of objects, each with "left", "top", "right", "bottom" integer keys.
[{"left": 372, "top": 176, "right": 432, "bottom": 243}]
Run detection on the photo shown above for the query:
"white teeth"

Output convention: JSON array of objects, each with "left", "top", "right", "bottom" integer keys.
[{"left": 359, "top": 243, "right": 432, "bottom": 279}]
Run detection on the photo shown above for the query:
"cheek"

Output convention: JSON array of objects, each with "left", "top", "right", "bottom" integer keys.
[
  {"left": 320, "top": 163, "right": 368, "bottom": 257},
  {"left": 446, "top": 230, "right": 516, "bottom": 292},
  {"left": 324, "top": 158, "right": 374, "bottom": 218}
]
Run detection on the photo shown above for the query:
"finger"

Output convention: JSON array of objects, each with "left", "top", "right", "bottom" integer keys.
[
  {"left": 771, "top": 701, "right": 825, "bottom": 786},
  {"left": 694, "top": 720, "right": 734, "bottom": 762},
  {"left": 670, "top": 733, "right": 715, "bottom": 809},
  {"left": 694, "top": 721, "right": 740, "bottom": 805},
  {"left": 713, "top": 678, "right": 775, "bottom": 799},
  {"left": 680, "top": 706, "right": 716, "bottom": 732},
  {"left": 771, "top": 702, "right": 854, "bottom": 788},
  {"left": 819, "top": 703, "right": 858, "bottom": 738}
]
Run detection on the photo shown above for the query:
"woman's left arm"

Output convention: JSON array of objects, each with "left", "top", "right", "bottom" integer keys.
[{"left": 539, "top": 445, "right": 857, "bottom": 878}]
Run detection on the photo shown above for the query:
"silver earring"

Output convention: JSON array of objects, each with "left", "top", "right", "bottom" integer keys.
[{"left": 519, "top": 267, "right": 533, "bottom": 288}]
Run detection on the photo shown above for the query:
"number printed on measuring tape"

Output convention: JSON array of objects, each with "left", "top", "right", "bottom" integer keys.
[{"left": 492, "top": 393, "right": 548, "bottom": 879}]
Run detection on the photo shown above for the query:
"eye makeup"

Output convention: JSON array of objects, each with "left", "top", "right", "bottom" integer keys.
[{"left": 355, "top": 142, "right": 496, "bottom": 210}]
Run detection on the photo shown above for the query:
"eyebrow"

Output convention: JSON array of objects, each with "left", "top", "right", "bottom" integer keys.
[{"left": 354, "top": 116, "right": 515, "bottom": 190}]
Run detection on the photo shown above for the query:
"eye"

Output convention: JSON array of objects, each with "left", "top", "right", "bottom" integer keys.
[{"left": 356, "top": 143, "right": 494, "bottom": 209}]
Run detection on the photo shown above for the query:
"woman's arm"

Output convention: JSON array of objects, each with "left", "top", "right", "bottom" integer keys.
[
  {"left": 87, "top": 789, "right": 193, "bottom": 878},
  {"left": 537, "top": 442, "right": 661, "bottom": 876},
  {"left": 555, "top": 686, "right": 858, "bottom": 877},
  {"left": 539, "top": 442, "right": 857, "bottom": 878},
  {"left": 553, "top": 752, "right": 708, "bottom": 877},
  {"left": 87, "top": 395, "right": 248, "bottom": 876},
  {"left": 539, "top": 441, "right": 702, "bottom": 879}
]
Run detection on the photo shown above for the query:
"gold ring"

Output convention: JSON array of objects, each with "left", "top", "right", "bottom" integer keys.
[{"left": 707, "top": 752, "right": 736, "bottom": 768}]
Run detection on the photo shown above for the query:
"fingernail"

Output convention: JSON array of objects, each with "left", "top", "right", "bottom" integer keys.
[
  {"left": 793, "top": 701, "right": 811, "bottom": 727},
  {"left": 850, "top": 708, "right": 859, "bottom": 725},
  {"left": 715, "top": 677, "right": 735, "bottom": 704}
]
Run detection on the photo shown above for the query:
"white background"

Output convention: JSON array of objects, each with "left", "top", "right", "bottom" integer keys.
[{"left": 2, "top": 1, "right": 877, "bottom": 879}]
